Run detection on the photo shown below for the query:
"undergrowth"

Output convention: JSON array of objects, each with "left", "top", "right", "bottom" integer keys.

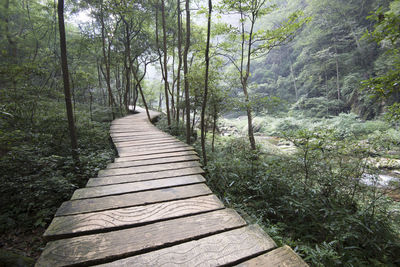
[
  {"left": 156, "top": 115, "right": 400, "bottom": 266},
  {"left": 0, "top": 101, "right": 116, "bottom": 233}
]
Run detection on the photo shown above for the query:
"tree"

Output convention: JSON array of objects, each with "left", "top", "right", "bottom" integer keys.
[
  {"left": 200, "top": 0, "right": 212, "bottom": 165},
  {"left": 184, "top": 0, "right": 191, "bottom": 144},
  {"left": 363, "top": 0, "right": 400, "bottom": 121},
  {"left": 57, "top": 0, "right": 79, "bottom": 162},
  {"left": 219, "top": 0, "right": 308, "bottom": 149}
]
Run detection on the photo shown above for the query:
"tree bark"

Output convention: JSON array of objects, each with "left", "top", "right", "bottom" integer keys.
[
  {"left": 161, "top": 0, "right": 171, "bottom": 126},
  {"left": 240, "top": 11, "right": 256, "bottom": 150},
  {"left": 176, "top": 1, "right": 183, "bottom": 124},
  {"left": 184, "top": 0, "right": 191, "bottom": 144},
  {"left": 57, "top": 0, "right": 79, "bottom": 163},
  {"left": 201, "top": 0, "right": 212, "bottom": 165},
  {"left": 100, "top": 2, "right": 116, "bottom": 119}
]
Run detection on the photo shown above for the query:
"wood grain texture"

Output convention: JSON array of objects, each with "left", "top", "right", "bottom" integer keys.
[
  {"left": 72, "top": 175, "right": 205, "bottom": 199},
  {"left": 98, "top": 225, "right": 276, "bottom": 267},
  {"left": 116, "top": 142, "right": 186, "bottom": 151},
  {"left": 107, "top": 155, "right": 199, "bottom": 169},
  {"left": 117, "top": 144, "right": 192, "bottom": 155},
  {"left": 56, "top": 183, "right": 212, "bottom": 216},
  {"left": 112, "top": 136, "right": 176, "bottom": 144},
  {"left": 116, "top": 146, "right": 196, "bottom": 157},
  {"left": 87, "top": 167, "right": 205, "bottom": 187},
  {"left": 114, "top": 139, "right": 180, "bottom": 148},
  {"left": 112, "top": 135, "right": 170, "bottom": 142},
  {"left": 44, "top": 195, "right": 224, "bottom": 240},
  {"left": 236, "top": 245, "right": 308, "bottom": 267},
  {"left": 113, "top": 150, "right": 197, "bottom": 163},
  {"left": 36, "top": 209, "right": 246, "bottom": 267},
  {"left": 98, "top": 161, "right": 201, "bottom": 177}
]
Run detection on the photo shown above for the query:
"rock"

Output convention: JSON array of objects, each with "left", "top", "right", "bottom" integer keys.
[
  {"left": 366, "top": 157, "right": 400, "bottom": 169},
  {"left": 0, "top": 249, "right": 35, "bottom": 267}
]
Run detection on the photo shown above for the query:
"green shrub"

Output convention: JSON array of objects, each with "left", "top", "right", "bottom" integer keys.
[
  {"left": 0, "top": 101, "right": 115, "bottom": 232},
  {"left": 202, "top": 127, "right": 400, "bottom": 266}
]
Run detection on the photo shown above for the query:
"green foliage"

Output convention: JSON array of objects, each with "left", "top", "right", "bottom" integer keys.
[
  {"left": 0, "top": 101, "right": 115, "bottom": 232},
  {"left": 203, "top": 126, "right": 400, "bottom": 266}
]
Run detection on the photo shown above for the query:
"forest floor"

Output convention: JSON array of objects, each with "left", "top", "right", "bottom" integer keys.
[{"left": 0, "top": 227, "right": 45, "bottom": 262}]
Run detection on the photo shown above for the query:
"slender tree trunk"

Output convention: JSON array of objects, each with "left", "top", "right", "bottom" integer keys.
[
  {"left": 123, "top": 20, "right": 131, "bottom": 113},
  {"left": 289, "top": 59, "right": 298, "bottom": 100},
  {"left": 57, "top": 0, "right": 79, "bottom": 162},
  {"left": 184, "top": 0, "right": 191, "bottom": 144},
  {"left": 240, "top": 13, "right": 256, "bottom": 150},
  {"left": 212, "top": 104, "right": 217, "bottom": 152},
  {"left": 176, "top": 1, "right": 183, "bottom": 124},
  {"left": 201, "top": 0, "right": 212, "bottom": 165},
  {"left": 100, "top": 3, "right": 116, "bottom": 119},
  {"left": 161, "top": 0, "right": 171, "bottom": 126},
  {"left": 334, "top": 43, "right": 341, "bottom": 100}
]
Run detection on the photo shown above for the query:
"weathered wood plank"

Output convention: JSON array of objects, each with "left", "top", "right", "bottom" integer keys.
[
  {"left": 117, "top": 144, "right": 191, "bottom": 155},
  {"left": 36, "top": 209, "right": 246, "bottom": 267},
  {"left": 112, "top": 135, "right": 173, "bottom": 142},
  {"left": 111, "top": 132, "right": 167, "bottom": 138},
  {"left": 98, "top": 225, "right": 276, "bottom": 267},
  {"left": 98, "top": 161, "right": 201, "bottom": 177},
  {"left": 236, "top": 245, "right": 308, "bottom": 267},
  {"left": 116, "top": 142, "right": 184, "bottom": 151},
  {"left": 44, "top": 195, "right": 224, "bottom": 240},
  {"left": 116, "top": 146, "right": 195, "bottom": 157},
  {"left": 113, "top": 150, "right": 197, "bottom": 163},
  {"left": 56, "top": 183, "right": 212, "bottom": 216},
  {"left": 87, "top": 167, "right": 205, "bottom": 187},
  {"left": 72, "top": 175, "right": 205, "bottom": 199},
  {"left": 107, "top": 155, "right": 199, "bottom": 169},
  {"left": 112, "top": 136, "right": 176, "bottom": 144},
  {"left": 114, "top": 139, "right": 180, "bottom": 148}
]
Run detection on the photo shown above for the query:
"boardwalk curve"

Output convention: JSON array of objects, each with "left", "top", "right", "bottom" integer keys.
[{"left": 36, "top": 107, "right": 307, "bottom": 266}]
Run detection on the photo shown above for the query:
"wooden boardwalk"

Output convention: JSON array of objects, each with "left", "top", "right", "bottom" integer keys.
[{"left": 36, "top": 108, "right": 307, "bottom": 266}]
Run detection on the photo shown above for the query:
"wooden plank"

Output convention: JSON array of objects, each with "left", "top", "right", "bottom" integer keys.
[
  {"left": 115, "top": 140, "right": 182, "bottom": 149},
  {"left": 98, "top": 161, "right": 201, "bottom": 177},
  {"left": 236, "top": 245, "right": 308, "bottom": 267},
  {"left": 72, "top": 175, "right": 205, "bottom": 200},
  {"left": 112, "top": 136, "right": 176, "bottom": 144},
  {"left": 113, "top": 150, "right": 197, "bottom": 163},
  {"left": 117, "top": 146, "right": 195, "bottom": 157},
  {"left": 56, "top": 183, "right": 212, "bottom": 216},
  {"left": 111, "top": 131, "right": 166, "bottom": 138},
  {"left": 98, "top": 225, "right": 276, "bottom": 267},
  {"left": 44, "top": 195, "right": 224, "bottom": 240},
  {"left": 116, "top": 141, "right": 184, "bottom": 150},
  {"left": 87, "top": 167, "right": 205, "bottom": 187},
  {"left": 116, "top": 146, "right": 195, "bottom": 157},
  {"left": 36, "top": 209, "right": 246, "bottom": 267},
  {"left": 112, "top": 135, "right": 172, "bottom": 142},
  {"left": 108, "top": 155, "right": 199, "bottom": 169},
  {"left": 114, "top": 138, "right": 179, "bottom": 148},
  {"left": 117, "top": 144, "right": 191, "bottom": 155}
]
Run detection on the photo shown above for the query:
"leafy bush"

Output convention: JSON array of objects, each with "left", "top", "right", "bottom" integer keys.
[
  {"left": 203, "top": 127, "right": 400, "bottom": 266},
  {"left": 0, "top": 101, "right": 115, "bottom": 232}
]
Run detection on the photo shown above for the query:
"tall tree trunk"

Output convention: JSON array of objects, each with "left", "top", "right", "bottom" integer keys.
[
  {"left": 161, "top": 0, "right": 171, "bottom": 126},
  {"left": 334, "top": 44, "right": 341, "bottom": 100},
  {"left": 201, "top": 0, "right": 212, "bottom": 165},
  {"left": 123, "top": 20, "right": 131, "bottom": 113},
  {"left": 100, "top": 2, "right": 116, "bottom": 119},
  {"left": 57, "top": 0, "right": 79, "bottom": 162},
  {"left": 176, "top": 1, "right": 183, "bottom": 124},
  {"left": 289, "top": 59, "right": 298, "bottom": 100},
  {"left": 184, "top": 0, "right": 191, "bottom": 144},
  {"left": 240, "top": 12, "right": 256, "bottom": 150}
]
